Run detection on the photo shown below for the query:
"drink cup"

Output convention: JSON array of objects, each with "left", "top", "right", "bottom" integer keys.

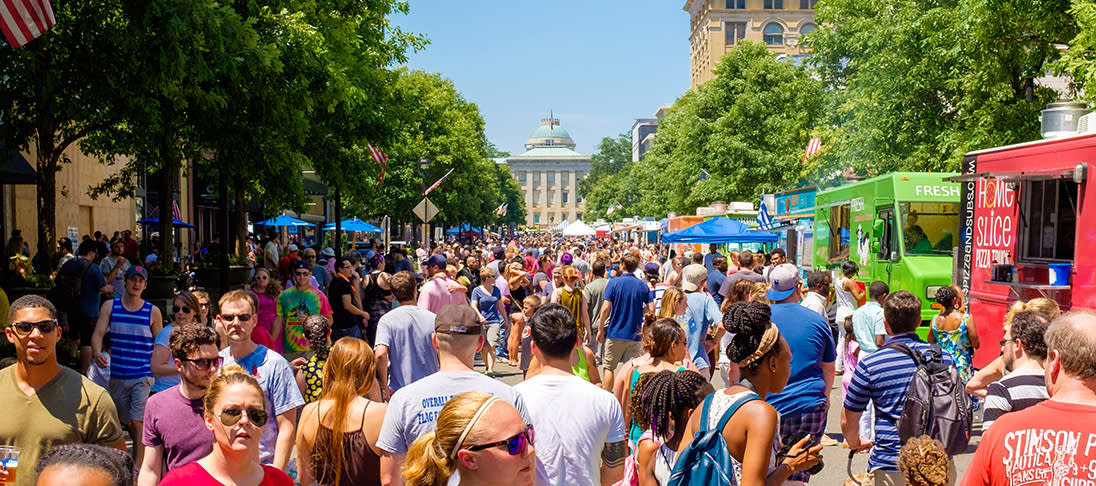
[{"left": 0, "top": 445, "right": 18, "bottom": 484}]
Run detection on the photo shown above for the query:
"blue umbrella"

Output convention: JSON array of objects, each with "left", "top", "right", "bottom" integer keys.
[
  {"left": 323, "top": 217, "right": 382, "bottom": 233},
  {"left": 255, "top": 215, "right": 313, "bottom": 227},
  {"left": 137, "top": 217, "right": 195, "bottom": 229}
]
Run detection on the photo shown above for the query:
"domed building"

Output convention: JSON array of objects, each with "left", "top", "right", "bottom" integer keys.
[{"left": 505, "top": 117, "right": 592, "bottom": 228}]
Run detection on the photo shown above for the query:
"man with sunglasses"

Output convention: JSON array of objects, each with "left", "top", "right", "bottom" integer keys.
[
  {"left": 273, "top": 260, "right": 332, "bottom": 359},
  {"left": 217, "top": 289, "right": 304, "bottom": 472},
  {"left": 138, "top": 325, "right": 220, "bottom": 486},
  {"left": 377, "top": 304, "right": 528, "bottom": 485},
  {"left": 91, "top": 265, "right": 162, "bottom": 469},
  {"left": 0, "top": 295, "right": 124, "bottom": 486}
]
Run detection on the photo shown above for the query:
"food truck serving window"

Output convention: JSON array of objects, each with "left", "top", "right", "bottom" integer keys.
[
  {"left": 828, "top": 203, "right": 850, "bottom": 261},
  {"left": 1020, "top": 179, "right": 1077, "bottom": 261},
  {"left": 899, "top": 202, "right": 958, "bottom": 255}
]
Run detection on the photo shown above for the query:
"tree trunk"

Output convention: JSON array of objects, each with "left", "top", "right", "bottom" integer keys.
[
  {"left": 158, "top": 132, "right": 176, "bottom": 268},
  {"left": 234, "top": 189, "right": 247, "bottom": 257},
  {"left": 35, "top": 121, "right": 58, "bottom": 269}
]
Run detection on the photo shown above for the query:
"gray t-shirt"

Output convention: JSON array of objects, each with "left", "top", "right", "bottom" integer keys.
[
  {"left": 584, "top": 277, "right": 610, "bottom": 325},
  {"left": 100, "top": 255, "right": 130, "bottom": 297},
  {"left": 375, "top": 305, "right": 439, "bottom": 391},
  {"left": 219, "top": 345, "right": 305, "bottom": 465},
  {"left": 376, "top": 370, "right": 529, "bottom": 454}
]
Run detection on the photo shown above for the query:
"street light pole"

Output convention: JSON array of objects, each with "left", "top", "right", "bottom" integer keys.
[{"left": 420, "top": 157, "right": 430, "bottom": 252}]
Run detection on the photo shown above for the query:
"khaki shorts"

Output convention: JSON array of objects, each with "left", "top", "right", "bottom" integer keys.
[
  {"left": 483, "top": 322, "right": 502, "bottom": 348},
  {"left": 602, "top": 338, "right": 642, "bottom": 372},
  {"left": 109, "top": 376, "right": 154, "bottom": 424}
]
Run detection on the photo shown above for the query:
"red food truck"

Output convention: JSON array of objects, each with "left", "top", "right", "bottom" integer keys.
[{"left": 954, "top": 133, "right": 1092, "bottom": 368}]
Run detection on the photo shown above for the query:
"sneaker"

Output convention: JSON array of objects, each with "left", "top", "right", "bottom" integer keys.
[{"left": 820, "top": 436, "right": 839, "bottom": 447}]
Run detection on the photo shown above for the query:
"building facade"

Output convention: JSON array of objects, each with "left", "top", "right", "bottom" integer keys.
[
  {"left": 506, "top": 118, "right": 592, "bottom": 228},
  {"left": 684, "top": 0, "right": 817, "bottom": 88}
]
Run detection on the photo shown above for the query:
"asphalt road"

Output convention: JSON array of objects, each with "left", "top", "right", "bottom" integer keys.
[{"left": 493, "top": 360, "right": 979, "bottom": 485}]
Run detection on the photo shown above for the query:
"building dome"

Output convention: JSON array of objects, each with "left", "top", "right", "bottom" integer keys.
[{"left": 525, "top": 117, "right": 576, "bottom": 150}]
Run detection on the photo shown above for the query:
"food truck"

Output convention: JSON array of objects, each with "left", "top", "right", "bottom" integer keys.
[
  {"left": 814, "top": 173, "right": 960, "bottom": 328},
  {"left": 954, "top": 133, "right": 1094, "bottom": 368},
  {"left": 760, "top": 186, "right": 817, "bottom": 275}
]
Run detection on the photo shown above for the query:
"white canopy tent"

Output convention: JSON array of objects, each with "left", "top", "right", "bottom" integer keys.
[
  {"left": 551, "top": 219, "right": 570, "bottom": 232},
  {"left": 561, "top": 219, "right": 596, "bottom": 236}
]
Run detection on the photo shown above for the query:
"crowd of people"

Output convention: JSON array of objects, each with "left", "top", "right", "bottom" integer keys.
[{"left": 2, "top": 228, "right": 1095, "bottom": 486}]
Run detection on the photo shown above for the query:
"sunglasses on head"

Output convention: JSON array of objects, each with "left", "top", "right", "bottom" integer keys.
[
  {"left": 465, "top": 424, "right": 534, "bottom": 455},
  {"left": 10, "top": 319, "right": 59, "bottom": 336},
  {"left": 219, "top": 313, "right": 252, "bottom": 322},
  {"left": 180, "top": 357, "right": 222, "bottom": 369},
  {"left": 218, "top": 407, "right": 268, "bottom": 427},
  {"left": 173, "top": 306, "right": 192, "bottom": 314}
]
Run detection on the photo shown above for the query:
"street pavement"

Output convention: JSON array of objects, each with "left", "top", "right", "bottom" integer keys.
[{"left": 493, "top": 360, "right": 979, "bottom": 485}]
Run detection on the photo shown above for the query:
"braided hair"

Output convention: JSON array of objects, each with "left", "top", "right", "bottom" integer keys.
[
  {"left": 636, "top": 370, "right": 712, "bottom": 440},
  {"left": 303, "top": 314, "right": 332, "bottom": 359},
  {"left": 897, "top": 435, "right": 953, "bottom": 486},
  {"left": 723, "top": 301, "right": 782, "bottom": 373},
  {"left": 36, "top": 443, "right": 134, "bottom": 486}
]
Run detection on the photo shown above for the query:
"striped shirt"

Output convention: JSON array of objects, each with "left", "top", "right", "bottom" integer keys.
[
  {"left": 844, "top": 333, "right": 952, "bottom": 472},
  {"left": 981, "top": 368, "right": 1048, "bottom": 431},
  {"left": 108, "top": 298, "right": 155, "bottom": 380}
]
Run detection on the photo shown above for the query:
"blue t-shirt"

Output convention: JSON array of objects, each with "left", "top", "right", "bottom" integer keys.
[
  {"left": 151, "top": 324, "right": 180, "bottom": 392},
  {"left": 707, "top": 272, "right": 726, "bottom": 306},
  {"left": 684, "top": 292, "right": 722, "bottom": 369},
  {"left": 765, "top": 302, "right": 836, "bottom": 416},
  {"left": 602, "top": 273, "right": 651, "bottom": 342},
  {"left": 844, "top": 333, "right": 952, "bottom": 472},
  {"left": 471, "top": 285, "right": 503, "bottom": 324},
  {"left": 219, "top": 345, "right": 305, "bottom": 465},
  {"left": 60, "top": 257, "right": 107, "bottom": 318}
]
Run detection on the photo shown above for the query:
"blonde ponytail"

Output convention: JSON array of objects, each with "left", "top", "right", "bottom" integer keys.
[
  {"left": 402, "top": 431, "right": 453, "bottom": 486},
  {"left": 401, "top": 392, "right": 496, "bottom": 486}
]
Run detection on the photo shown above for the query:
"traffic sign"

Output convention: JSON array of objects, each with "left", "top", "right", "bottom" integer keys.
[{"left": 414, "top": 198, "right": 439, "bottom": 222}]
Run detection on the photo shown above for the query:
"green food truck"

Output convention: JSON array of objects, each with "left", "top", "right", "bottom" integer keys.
[{"left": 813, "top": 172, "right": 960, "bottom": 327}]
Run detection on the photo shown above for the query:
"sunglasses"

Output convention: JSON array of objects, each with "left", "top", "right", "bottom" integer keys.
[
  {"left": 180, "top": 357, "right": 222, "bottom": 369},
  {"left": 219, "top": 313, "right": 252, "bottom": 322},
  {"left": 173, "top": 306, "right": 193, "bottom": 314},
  {"left": 465, "top": 424, "right": 534, "bottom": 455},
  {"left": 218, "top": 407, "right": 269, "bottom": 427},
  {"left": 295, "top": 271, "right": 311, "bottom": 277},
  {"left": 10, "top": 319, "right": 59, "bottom": 336},
  {"left": 255, "top": 275, "right": 269, "bottom": 280}
]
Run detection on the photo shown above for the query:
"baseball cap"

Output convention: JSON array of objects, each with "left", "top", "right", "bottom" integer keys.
[
  {"left": 287, "top": 243, "right": 299, "bottom": 252},
  {"left": 681, "top": 264, "right": 707, "bottom": 292},
  {"left": 434, "top": 304, "right": 483, "bottom": 335},
  {"left": 424, "top": 254, "right": 447, "bottom": 268},
  {"left": 293, "top": 260, "right": 312, "bottom": 271},
  {"left": 322, "top": 247, "right": 335, "bottom": 257},
  {"left": 492, "top": 246, "right": 505, "bottom": 259},
  {"left": 766, "top": 263, "right": 801, "bottom": 301},
  {"left": 125, "top": 265, "right": 149, "bottom": 280},
  {"left": 644, "top": 262, "right": 660, "bottom": 276}
]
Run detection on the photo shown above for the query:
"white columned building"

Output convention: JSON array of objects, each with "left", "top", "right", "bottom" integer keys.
[{"left": 505, "top": 117, "right": 592, "bottom": 228}]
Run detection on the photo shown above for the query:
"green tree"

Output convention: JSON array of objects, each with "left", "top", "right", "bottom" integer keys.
[
  {"left": 809, "top": 0, "right": 1075, "bottom": 176},
  {"left": 633, "top": 42, "right": 824, "bottom": 217},
  {"left": 578, "top": 133, "right": 636, "bottom": 220}
]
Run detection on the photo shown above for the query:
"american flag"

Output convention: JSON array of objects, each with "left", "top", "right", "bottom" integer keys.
[
  {"left": 367, "top": 144, "right": 387, "bottom": 187},
  {"left": 424, "top": 168, "right": 454, "bottom": 196},
  {"left": 802, "top": 137, "right": 823, "bottom": 164},
  {"left": 171, "top": 200, "right": 182, "bottom": 221},
  {"left": 1, "top": 0, "right": 55, "bottom": 48},
  {"left": 495, "top": 203, "right": 507, "bottom": 217}
]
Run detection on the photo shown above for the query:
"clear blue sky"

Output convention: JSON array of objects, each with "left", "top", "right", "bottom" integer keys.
[{"left": 394, "top": 1, "right": 691, "bottom": 156}]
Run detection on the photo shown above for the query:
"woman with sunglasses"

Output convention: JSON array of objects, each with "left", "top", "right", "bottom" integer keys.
[
  {"left": 296, "top": 337, "right": 386, "bottom": 486},
  {"left": 149, "top": 291, "right": 201, "bottom": 394},
  {"left": 250, "top": 268, "right": 284, "bottom": 353},
  {"left": 403, "top": 392, "right": 535, "bottom": 486},
  {"left": 159, "top": 364, "right": 293, "bottom": 485}
]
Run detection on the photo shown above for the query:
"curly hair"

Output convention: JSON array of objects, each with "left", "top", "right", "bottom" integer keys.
[
  {"left": 36, "top": 443, "right": 134, "bottom": 486},
  {"left": 635, "top": 370, "right": 712, "bottom": 440},
  {"left": 723, "top": 301, "right": 782, "bottom": 373},
  {"left": 897, "top": 435, "right": 953, "bottom": 486},
  {"left": 303, "top": 314, "right": 332, "bottom": 359},
  {"left": 934, "top": 286, "right": 958, "bottom": 309},
  {"left": 252, "top": 267, "right": 282, "bottom": 301},
  {"left": 169, "top": 323, "right": 220, "bottom": 360}
]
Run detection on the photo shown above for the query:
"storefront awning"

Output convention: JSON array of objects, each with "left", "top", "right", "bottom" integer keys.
[
  {"left": 944, "top": 163, "right": 1085, "bottom": 183},
  {"left": 0, "top": 141, "right": 36, "bottom": 185}
]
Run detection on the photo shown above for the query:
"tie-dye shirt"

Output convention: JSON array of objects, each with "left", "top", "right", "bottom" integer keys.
[{"left": 276, "top": 286, "right": 333, "bottom": 353}]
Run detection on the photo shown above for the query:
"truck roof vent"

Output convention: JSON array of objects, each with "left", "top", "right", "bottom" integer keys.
[
  {"left": 1079, "top": 112, "right": 1096, "bottom": 135},
  {"left": 1041, "top": 101, "right": 1091, "bottom": 138}
]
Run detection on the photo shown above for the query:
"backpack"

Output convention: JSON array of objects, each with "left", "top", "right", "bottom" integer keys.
[
  {"left": 882, "top": 342, "right": 972, "bottom": 455},
  {"left": 667, "top": 391, "right": 759, "bottom": 486},
  {"left": 49, "top": 258, "right": 93, "bottom": 316}
]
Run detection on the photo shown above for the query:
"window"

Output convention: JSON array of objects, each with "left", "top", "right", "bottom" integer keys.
[
  {"left": 547, "top": 173, "right": 555, "bottom": 184},
  {"left": 726, "top": 0, "right": 745, "bottom": 8},
  {"left": 800, "top": 0, "right": 818, "bottom": 8},
  {"left": 533, "top": 173, "right": 541, "bottom": 185},
  {"left": 547, "top": 192, "right": 554, "bottom": 205},
  {"left": 725, "top": 22, "right": 747, "bottom": 45},
  {"left": 899, "top": 202, "right": 959, "bottom": 256},
  {"left": 826, "top": 203, "right": 850, "bottom": 261},
  {"left": 876, "top": 207, "right": 899, "bottom": 260},
  {"left": 562, "top": 192, "right": 569, "bottom": 204},
  {"left": 800, "top": 24, "right": 816, "bottom": 36},
  {"left": 763, "top": 24, "right": 784, "bottom": 45},
  {"left": 562, "top": 173, "right": 569, "bottom": 186},
  {"left": 1020, "top": 180, "right": 1077, "bottom": 261},
  {"left": 764, "top": 0, "right": 784, "bottom": 8},
  {"left": 534, "top": 213, "right": 541, "bottom": 224},
  {"left": 545, "top": 139, "right": 555, "bottom": 146}
]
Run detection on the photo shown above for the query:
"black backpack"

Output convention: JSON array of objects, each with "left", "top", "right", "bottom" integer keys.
[
  {"left": 49, "top": 258, "right": 92, "bottom": 318},
  {"left": 882, "top": 342, "right": 972, "bottom": 455}
]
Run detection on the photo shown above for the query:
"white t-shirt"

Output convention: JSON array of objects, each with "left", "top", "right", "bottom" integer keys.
[{"left": 515, "top": 374, "right": 627, "bottom": 486}]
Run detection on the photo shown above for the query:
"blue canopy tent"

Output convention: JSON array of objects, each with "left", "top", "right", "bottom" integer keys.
[
  {"left": 661, "top": 217, "right": 778, "bottom": 244},
  {"left": 323, "top": 217, "right": 382, "bottom": 233},
  {"left": 446, "top": 223, "right": 483, "bottom": 236},
  {"left": 255, "top": 215, "right": 313, "bottom": 227},
  {"left": 137, "top": 217, "right": 195, "bottom": 229}
]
